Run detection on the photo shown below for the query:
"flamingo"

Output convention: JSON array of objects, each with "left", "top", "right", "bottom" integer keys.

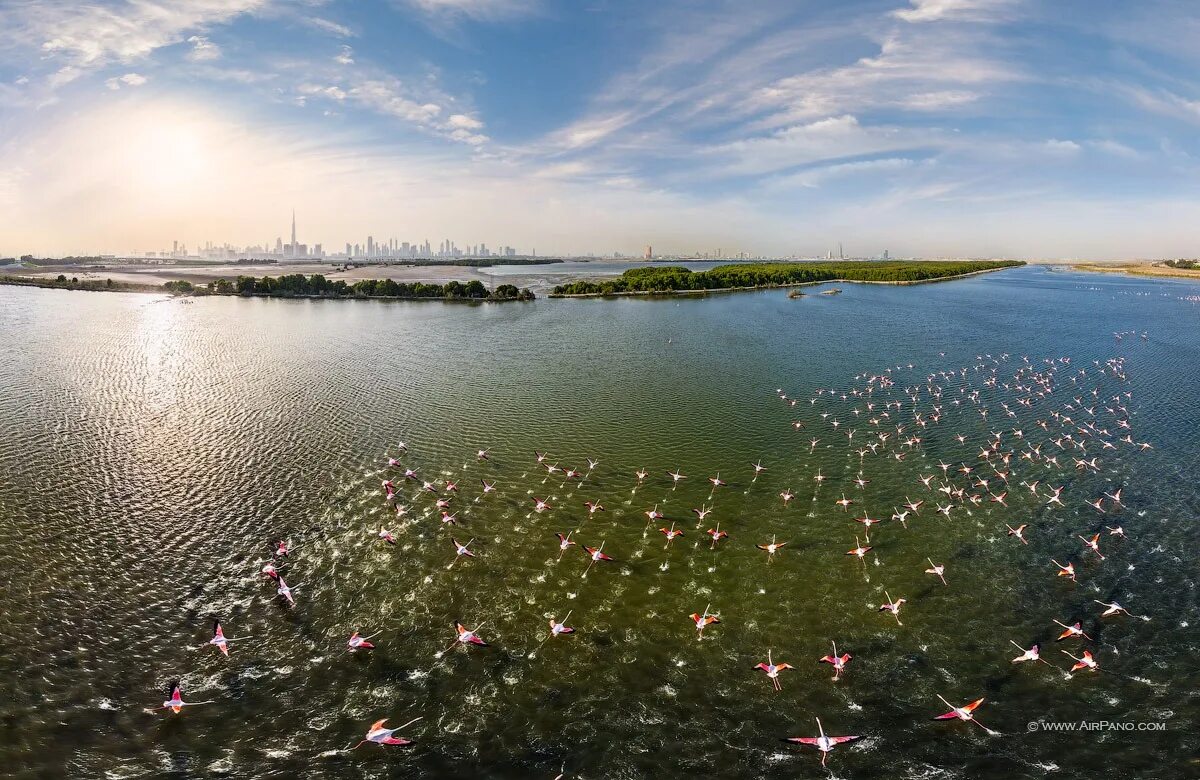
[
  {"left": 1094, "top": 600, "right": 1143, "bottom": 619},
  {"left": 1006, "top": 524, "right": 1029, "bottom": 544},
  {"left": 159, "top": 681, "right": 215, "bottom": 714},
  {"left": 667, "top": 468, "right": 687, "bottom": 488},
  {"left": 582, "top": 542, "right": 613, "bottom": 577},
  {"left": 779, "top": 488, "right": 795, "bottom": 504},
  {"left": 276, "top": 576, "right": 300, "bottom": 606},
  {"left": 751, "top": 461, "right": 767, "bottom": 480},
  {"left": 846, "top": 536, "right": 872, "bottom": 561},
  {"left": 351, "top": 717, "right": 420, "bottom": 749},
  {"left": 451, "top": 621, "right": 488, "bottom": 648},
  {"left": 476, "top": 449, "right": 490, "bottom": 461},
  {"left": 377, "top": 527, "right": 396, "bottom": 545},
  {"left": 925, "top": 558, "right": 947, "bottom": 586},
  {"left": 635, "top": 468, "right": 649, "bottom": 483},
  {"left": 818, "top": 641, "right": 852, "bottom": 680},
  {"left": 1079, "top": 533, "right": 1105, "bottom": 559},
  {"left": 692, "top": 504, "right": 713, "bottom": 522},
  {"left": 481, "top": 479, "right": 497, "bottom": 494},
  {"left": 659, "top": 523, "right": 683, "bottom": 548},
  {"left": 933, "top": 695, "right": 991, "bottom": 733},
  {"left": 706, "top": 524, "right": 728, "bottom": 549},
  {"left": 548, "top": 611, "right": 575, "bottom": 638},
  {"left": 1009, "top": 640, "right": 1049, "bottom": 665},
  {"left": 203, "top": 619, "right": 251, "bottom": 657},
  {"left": 532, "top": 497, "right": 552, "bottom": 513},
  {"left": 783, "top": 717, "right": 862, "bottom": 767},
  {"left": 879, "top": 591, "right": 905, "bottom": 625},
  {"left": 554, "top": 531, "right": 576, "bottom": 560},
  {"left": 1061, "top": 649, "right": 1098, "bottom": 673},
  {"left": 753, "top": 649, "right": 793, "bottom": 691},
  {"left": 584, "top": 500, "right": 605, "bottom": 516},
  {"left": 644, "top": 504, "right": 664, "bottom": 522},
  {"left": 449, "top": 538, "right": 475, "bottom": 567},
  {"left": 1054, "top": 620, "right": 1092, "bottom": 641},
  {"left": 689, "top": 604, "right": 720, "bottom": 639},
  {"left": 835, "top": 494, "right": 853, "bottom": 510},
  {"left": 348, "top": 631, "right": 382, "bottom": 651},
  {"left": 756, "top": 535, "right": 786, "bottom": 563},
  {"left": 1052, "top": 559, "right": 1077, "bottom": 581}
]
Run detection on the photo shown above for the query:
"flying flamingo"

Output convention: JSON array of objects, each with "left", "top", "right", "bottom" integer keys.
[
  {"left": 751, "top": 461, "right": 767, "bottom": 480},
  {"left": 377, "top": 527, "right": 396, "bottom": 545},
  {"left": 554, "top": 531, "right": 576, "bottom": 560},
  {"left": 756, "top": 535, "right": 786, "bottom": 563},
  {"left": 667, "top": 468, "right": 687, "bottom": 488},
  {"left": 548, "top": 611, "right": 575, "bottom": 637},
  {"left": 692, "top": 504, "right": 713, "bottom": 523},
  {"left": 1006, "top": 524, "right": 1029, "bottom": 544},
  {"left": 933, "top": 695, "right": 992, "bottom": 733},
  {"left": 818, "top": 641, "right": 852, "bottom": 681},
  {"left": 783, "top": 717, "right": 862, "bottom": 767},
  {"left": 449, "top": 538, "right": 475, "bottom": 567},
  {"left": 753, "top": 649, "right": 793, "bottom": 691},
  {"left": 1052, "top": 559, "right": 1077, "bottom": 581},
  {"left": 879, "top": 591, "right": 905, "bottom": 625},
  {"left": 1094, "top": 600, "right": 1146, "bottom": 619},
  {"left": 925, "top": 558, "right": 947, "bottom": 586},
  {"left": 659, "top": 523, "right": 683, "bottom": 548},
  {"left": 481, "top": 479, "right": 497, "bottom": 494},
  {"left": 1009, "top": 641, "right": 1051, "bottom": 666},
  {"left": 1079, "top": 533, "right": 1105, "bottom": 559},
  {"left": 835, "top": 494, "right": 854, "bottom": 510},
  {"left": 706, "top": 524, "right": 728, "bottom": 549},
  {"left": 203, "top": 620, "right": 251, "bottom": 657},
  {"left": 644, "top": 504, "right": 664, "bottom": 523},
  {"left": 846, "top": 536, "right": 872, "bottom": 561},
  {"left": 582, "top": 542, "right": 613, "bottom": 577},
  {"left": 1054, "top": 620, "right": 1092, "bottom": 640},
  {"left": 159, "top": 681, "right": 215, "bottom": 714},
  {"left": 689, "top": 604, "right": 720, "bottom": 640},
  {"left": 276, "top": 576, "right": 300, "bottom": 606},
  {"left": 1061, "top": 649, "right": 1098, "bottom": 673},
  {"left": 348, "top": 631, "right": 382, "bottom": 651},
  {"left": 584, "top": 500, "right": 605, "bottom": 516},
  {"left": 350, "top": 717, "right": 421, "bottom": 749},
  {"left": 440, "top": 621, "right": 488, "bottom": 654},
  {"left": 532, "top": 497, "right": 552, "bottom": 513}
]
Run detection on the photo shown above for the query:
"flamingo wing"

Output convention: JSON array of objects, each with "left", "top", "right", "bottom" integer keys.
[
  {"left": 785, "top": 737, "right": 821, "bottom": 745},
  {"left": 370, "top": 719, "right": 389, "bottom": 732},
  {"left": 933, "top": 710, "right": 959, "bottom": 720},
  {"left": 830, "top": 735, "right": 861, "bottom": 745},
  {"left": 963, "top": 698, "right": 985, "bottom": 713}
]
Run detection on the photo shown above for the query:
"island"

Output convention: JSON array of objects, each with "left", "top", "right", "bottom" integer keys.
[
  {"left": 548, "top": 260, "right": 1024, "bottom": 297},
  {"left": 0, "top": 272, "right": 535, "bottom": 301}
]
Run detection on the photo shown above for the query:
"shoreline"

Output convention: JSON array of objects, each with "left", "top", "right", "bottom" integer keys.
[
  {"left": 1068, "top": 263, "right": 1200, "bottom": 281},
  {"left": 0, "top": 275, "right": 532, "bottom": 303},
  {"left": 547, "top": 265, "right": 1014, "bottom": 298}
]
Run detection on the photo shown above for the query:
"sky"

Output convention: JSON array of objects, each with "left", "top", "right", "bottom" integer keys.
[{"left": 1, "top": 0, "right": 1199, "bottom": 259}]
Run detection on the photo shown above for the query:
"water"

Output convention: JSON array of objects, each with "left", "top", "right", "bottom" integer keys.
[{"left": 0, "top": 265, "right": 1196, "bottom": 779}]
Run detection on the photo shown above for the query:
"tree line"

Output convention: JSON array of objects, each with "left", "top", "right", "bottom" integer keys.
[
  {"left": 550, "top": 260, "right": 1024, "bottom": 296},
  {"left": 165, "top": 273, "right": 534, "bottom": 301}
]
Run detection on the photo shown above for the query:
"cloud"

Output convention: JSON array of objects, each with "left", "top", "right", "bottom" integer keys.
[
  {"left": 105, "top": 72, "right": 149, "bottom": 90},
  {"left": 402, "top": 0, "right": 536, "bottom": 21},
  {"left": 3, "top": 0, "right": 267, "bottom": 75},
  {"left": 306, "top": 17, "right": 354, "bottom": 38},
  {"left": 334, "top": 45, "right": 355, "bottom": 65},
  {"left": 186, "top": 35, "right": 221, "bottom": 61},
  {"left": 710, "top": 115, "right": 930, "bottom": 176},
  {"left": 893, "top": 0, "right": 1017, "bottom": 23},
  {"left": 770, "top": 157, "right": 919, "bottom": 189},
  {"left": 447, "top": 113, "right": 483, "bottom": 130}
]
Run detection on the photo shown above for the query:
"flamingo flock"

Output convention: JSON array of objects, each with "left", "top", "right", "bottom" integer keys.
[{"left": 147, "top": 348, "right": 1161, "bottom": 773}]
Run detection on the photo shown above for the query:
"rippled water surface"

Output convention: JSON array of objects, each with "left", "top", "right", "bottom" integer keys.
[{"left": 0, "top": 266, "right": 1197, "bottom": 779}]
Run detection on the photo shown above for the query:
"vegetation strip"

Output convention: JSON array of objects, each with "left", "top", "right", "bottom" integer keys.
[
  {"left": 1, "top": 273, "right": 535, "bottom": 301},
  {"left": 549, "top": 260, "right": 1024, "bottom": 297}
]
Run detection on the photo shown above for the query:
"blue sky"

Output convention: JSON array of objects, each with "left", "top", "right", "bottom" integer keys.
[{"left": 1, "top": 0, "right": 1199, "bottom": 258}]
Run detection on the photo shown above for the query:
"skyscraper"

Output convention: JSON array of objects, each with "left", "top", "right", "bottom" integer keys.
[{"left": 290, "top": 210, "right": 297, "bottom": 257}]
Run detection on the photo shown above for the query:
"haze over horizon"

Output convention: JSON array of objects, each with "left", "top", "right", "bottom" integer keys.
[{"left": 2, "top": 0, "right": 1199, "bottom": 259}]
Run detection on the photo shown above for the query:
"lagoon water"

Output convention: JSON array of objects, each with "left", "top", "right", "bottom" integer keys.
[{"left": 0, "top": 265, "right": 1197, "bottom": 779}]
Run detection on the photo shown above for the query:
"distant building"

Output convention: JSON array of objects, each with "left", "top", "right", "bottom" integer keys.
[
  {"left": 883, "top": 249, "right": 889, "bottom": 260},
  {"left": 644, "top": 245, "right": 653, "bottom": 259}
]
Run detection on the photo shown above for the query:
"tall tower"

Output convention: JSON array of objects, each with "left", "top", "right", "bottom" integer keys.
[{"left": 290, "top": 210, "right": 297, "bottom": 253}]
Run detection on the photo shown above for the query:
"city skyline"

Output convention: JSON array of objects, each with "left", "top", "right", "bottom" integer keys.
[{"left": 2, "top": 1, "right": 1200, "bottom": 258}]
